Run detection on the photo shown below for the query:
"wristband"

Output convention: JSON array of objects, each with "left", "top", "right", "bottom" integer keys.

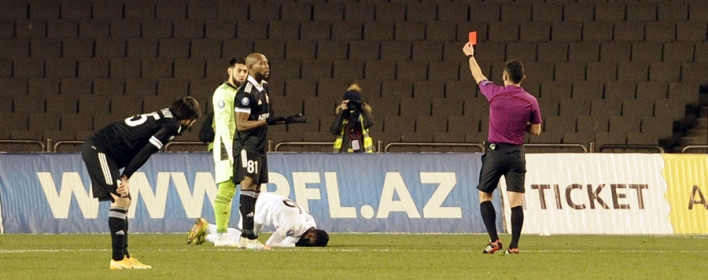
[{"left": 467, "top": 54, "right": 474, "bottom": 59}]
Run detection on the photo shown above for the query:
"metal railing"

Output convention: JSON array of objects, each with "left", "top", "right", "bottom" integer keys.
[
  {"left": 384, "top": 142, "right": 485, "bottom": 153},
  {"left": 681, "top": 145, "right": 708, "bottom": 153},
  {"left": 598, "top": 144, "right": 665, "bottom": 153},
  {"left": 0, "top": 139, "right": 46, "bottom": 152}
]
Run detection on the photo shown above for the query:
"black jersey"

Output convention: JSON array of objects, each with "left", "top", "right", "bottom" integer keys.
[
  {"left": 88, "top": 108, "right": 182, "bottom": 177},
  {"left": 234, "top": 77, "right": 272, "bottom": 154}
]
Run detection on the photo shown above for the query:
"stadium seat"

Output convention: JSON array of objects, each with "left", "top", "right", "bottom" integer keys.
[
  {"left": 641, "top": 116, "right": 674, "bottom": 139},
  {"left": 406, "top": 2, "right": 437, "bottom": 22},
  {"left": 432, "top": 97, "right": 464, "bottom": 117},
  {"left": 61, "top": 112, "right": 93, "bottom": 132},
  {"left": 626, "top": 2, "right": 658, "bottom": 21},
  {"left": 124, "top": 78, "right": 157, "bottom": 97},
  {"left": 595, "top": 2, "right": 626, "bottom": 22},
  {"left": 109, "top": 57, "right": 142, "bottom": 78},
  {"left": 572, "top": 81, "right": 605, "bottom": 100},
  {"left": 285, "top": 79, "right": 317, "bottom": 98},
  {"left": 94, "top": 38, "right": 127, "bottom": 58},
  {"left": 630, "top": 42, "right": 663, "bottom": 62},
  {"left": 590, "top": 99, "right": 622, "bottom": 116},
  {"left": 609, "top": 115, "right": 642, "bottom": 134},
  {"left": 531, "top": 2, "right": 562, "bottom": 22},
  {"left": 653, "top": 99, "right": 686, "bottom": 120},
  {"left": 156, "top": 78, "right": 189, "bottom": 98},
  {"left": 613, "top": 21, "right": 646, "bottom": 42},
  {"left": 488, "top": 21, "right": 520, "bottom": 42},
  {"left": 399, "top": 97, "right": 432, "bottom": 118},
  {"left": 537, "top": 42, "right": 569, "bottom": 62},
  {"left": 331, "top": 21, "right": 363, "bottom": 41},
  {"left": 622, "top": 99, "right": 654, "bottom": 118},
  {"left": 348, "top": 40, "right": 380, "bottom": 60},
  {"left": 636, "top": 81, "right": 668, "bottom": 100},
  {"left": 582, "top": 22, "right": 614, "bottom": 42},
  {"left": 415, "top": 115, "right": 447, "bottom": 135},
  {"left": 604, "top": 81, "right": 636, "bottom": 101},
  {"left": 78, "top": 94, "right": 111, "bottom": 114},
  {"left": 648, "top": 62, "right": 681, "bottom": 82},
  {"left": 680, "top": 62, "right": 708, "bottom": 82},
  {"left": 284, "top": 40, "right": 316, "bottom": 60},
  {"left": 645, "top": 21, "right": 677, "bottom": 42},
  {"left": 601, "top": 43, "right": 636, "bottom": 64},
  {"left": 301, "top": 60, "right": 333, "bottom": 80},
  {"left": 626, "top": 132, "right": 658, "bottom": 145},
  {"left": 658, "top": 2, "right": 689, "bottom": 21},
  {"left": 437, "top": 2, "right": 469, "bottom": 22},
  {"left": 501, "top": 2, "right": 532, "bottom": 21},
  {"left": 554, "top": 62, "right": 586, "bottom": 82},
  {"left": 364, "top": 60, "right": 396, "bottom": 81},
  {"left": 237, "top": 21, "right": 270, "bottom": 40},
  {"left": 123, "top": 0, "right": 156, "bottom": 19},
  {"left": 29, "top": 113, "right": 60, "bottom": 133},
  {"left": 46, "top": 94, "right": 78, "bottom": 114},
  {"left": 662, "top": 42, "right": 695, "bottom": 62},
  {"left": 395, "top": 21, "right": 426, "bottom": 41},
  {"left": 363, "top": 22, "right": 394, "bottom": 41},
  {"left": 576, "top": 115, "right": 608, "bottom": 134},
  {"left": 412, "top": 41, "right": 443, "bottom": 61},
  {"left": 426, "top": 22, "right": 458, "bottom": 41},
  {"left": 428, "top": 61, "right": 460, "bottom": 82},
  {"left": 254, "top": 39, "right": 286, "bottom": 61},
  {"left": 413, "top": 81, "right": 445, "bottom": 99},
  {"left": 559, "top": 98, "right": 591, "bottom": 117},
  {"left": 43, "top": 57, "right": 77, "bottom": 78},
  {"left": 544, "top": 116, "right": 576, "bottom": 134},
  {"left": 617, "top": 62, "right": 649, "bottom": 81},
  {"left": 551, "top": 22, "right": 582, "bottom": 42},
  {"left": 381, "top": 41, "right": 412, "bottom": 61},
  {"left": 396, "top": 60, "right": 428, "bottom": 81},
  {"left": 318, "top": 40, "right": 349, "bottom": 61}
]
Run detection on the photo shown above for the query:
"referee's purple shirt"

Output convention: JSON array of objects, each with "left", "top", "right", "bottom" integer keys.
[{"left": 479, "top": 80, "right": 542, "bottom": 145}]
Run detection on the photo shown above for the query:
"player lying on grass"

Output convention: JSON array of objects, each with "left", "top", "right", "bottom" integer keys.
[{"left": 187, "top": 192, "right": 329, "bottom": 248}]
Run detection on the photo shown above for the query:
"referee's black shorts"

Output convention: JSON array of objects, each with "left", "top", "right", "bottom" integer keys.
[
  {"left": 81, "top": 138, "right": 121, "bottom": 202},
  {"left": 477, "top": 141, "right": 526, "bottom": 194}
]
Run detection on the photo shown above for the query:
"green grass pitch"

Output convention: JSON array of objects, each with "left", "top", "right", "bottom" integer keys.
[{"left": 1, "top": 233, "right": 706, "bottom": 279}]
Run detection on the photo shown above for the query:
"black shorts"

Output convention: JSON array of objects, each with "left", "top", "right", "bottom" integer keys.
[
  {"left": 233, "top": 148, "right": 268, "bottom": 184},
  {"left": 81, "top": 139, "right": 122, "bottom": 202},
  {"left": 477, "top": 142, "right": 526, "bottom": 194}
]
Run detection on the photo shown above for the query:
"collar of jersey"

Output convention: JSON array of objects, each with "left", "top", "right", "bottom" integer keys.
[{"left": 247, "top": 75, "right": 265, "bottom": 92}]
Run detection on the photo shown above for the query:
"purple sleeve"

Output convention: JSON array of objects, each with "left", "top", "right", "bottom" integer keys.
[{"left": 478, "top": 81, "right": 501, "bottom": 101}]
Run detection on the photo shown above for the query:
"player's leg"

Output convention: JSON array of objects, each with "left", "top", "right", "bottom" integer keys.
[
  {"left": 81, "top": 143, "right": 136, "bottom": 269},
  {"left": 213, "top": 180, "right": 236, "bottom": 233},
  {"left": 477, "top": 152, "right": 504, "bottom": 253},
  {"left": 504, "top": 149, "right": 526, "bottom": 254}
]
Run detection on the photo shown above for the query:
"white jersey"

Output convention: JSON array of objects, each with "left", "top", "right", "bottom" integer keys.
[{"left": 245, "top": 192, "right": 317, "bottom": 247}]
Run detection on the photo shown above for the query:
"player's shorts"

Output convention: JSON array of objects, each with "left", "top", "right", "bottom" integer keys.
[
  {"left": 477, "top": 141, "right": 526, "bottom": 194},
  {"left": 233, "top": 148, "right": 268, "bottom": 184},
  {"left": 81, "top": 138, "right": 124, "bottom": 202}
]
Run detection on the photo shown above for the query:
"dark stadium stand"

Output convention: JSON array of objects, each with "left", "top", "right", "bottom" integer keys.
[{"left": 1, "top": 0, "right": 707, "bottom": 153}]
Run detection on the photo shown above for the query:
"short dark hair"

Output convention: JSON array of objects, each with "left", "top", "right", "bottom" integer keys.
[
  {"left": 229, "top": 57, "right": 246, "bottom": 66},
  {"left": 504, "top": 60, "right": 525, "bottom": 84},
  {"left": 170, "top": 96, "right": 201, "bottom": 120},
  {"left": 311, "top": 229, "right": 329, "bottom": 247}
]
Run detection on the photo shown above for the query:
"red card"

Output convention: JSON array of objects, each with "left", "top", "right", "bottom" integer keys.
[{"left": 468, "top": 31, "right": 477, "bottom": 45}]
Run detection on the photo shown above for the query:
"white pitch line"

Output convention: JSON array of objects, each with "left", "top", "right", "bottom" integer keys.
[{"left": 1, "top": 248, "right": 705, "bottom": 254}]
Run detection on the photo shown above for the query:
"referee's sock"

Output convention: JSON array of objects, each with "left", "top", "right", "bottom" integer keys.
[
  {"left": 509, "top": 206, "right": 524, "bottom": 249},
  {"left": 108, "top": 206, "right": 128, "bottom": 261},
  {"left": 480, "top": 201, "right": 499, "bottom": 242},
  {"left": 239, "top": 190, "right": 260, "bottom": 239}
]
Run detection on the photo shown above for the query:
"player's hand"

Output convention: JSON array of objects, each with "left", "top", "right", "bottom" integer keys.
[
  {"left": 285, "top": 113, "right": 309, "bottom": 124},
  {"left": 117, "top": 177, "right": 130, "bottom": 197},
  {"left": 266, "top": 115, "right": 286, "bottom": 125}
]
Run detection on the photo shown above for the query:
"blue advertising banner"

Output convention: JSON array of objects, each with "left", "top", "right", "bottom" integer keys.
[{"left": 0, "top": 153, "right": 494, "bottom": 234}]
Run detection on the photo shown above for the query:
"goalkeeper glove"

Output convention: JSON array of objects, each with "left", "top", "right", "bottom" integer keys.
[
  {"left": 285, "top": 113, "right": 309, "bottom": 124},
  {"left": 266, "top": 115, "right": 286, "bottom": 125}
]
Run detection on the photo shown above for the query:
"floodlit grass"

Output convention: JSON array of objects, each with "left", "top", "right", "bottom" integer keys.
[{"left": 1, "top": 233, "right": 706, "bottom": 279}]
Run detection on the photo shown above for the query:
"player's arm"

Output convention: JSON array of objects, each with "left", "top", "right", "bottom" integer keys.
[
  {"left": 235, "top": 110, "right": 267, "bottom": 131},
  {"left": 526, "top": 122, "right": 541, "bottom": 135},
  {"left": 462, "top": 42, "right": 488, "bottom": 85},
  {"left": 265, "top": 226, "right": 299, "bottom": 248},
  {"left": 213, "top": 93, "right": 234, "bottom": 160}
]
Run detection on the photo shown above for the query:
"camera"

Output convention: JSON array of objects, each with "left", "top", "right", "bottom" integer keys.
[{"left": 347, "top": 100, "right": 362, "bottom": 112}]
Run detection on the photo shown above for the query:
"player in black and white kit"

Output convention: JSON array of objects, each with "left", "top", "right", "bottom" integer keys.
[
  {"left": 81, "top": 96, "right": 200, "bottom": 270},
  {"left": 232, "top": 52, "right": 308, "bottom": 250}
]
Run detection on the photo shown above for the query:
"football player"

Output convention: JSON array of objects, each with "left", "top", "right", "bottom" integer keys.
[
  {"left": 81, "top": 96, "right": 200, "bottom": 270},
  {"left": 187, "top": 192, "right": 329, "bottom": 248}
]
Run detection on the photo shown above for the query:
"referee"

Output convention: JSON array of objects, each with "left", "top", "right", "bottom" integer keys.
[{"left": 462, "top": 42, "right": 542, "bottom": 255}]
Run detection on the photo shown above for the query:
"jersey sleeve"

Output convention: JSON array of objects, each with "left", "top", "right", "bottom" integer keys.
[
  {"left": 234, "top": 90, "right": 253, "bottom": 116},
  {"left": 265, "top": 225, "right": 300, "bottom": 248},
  {"left": 213, "top": 88, "right": 235, "bottom": 161},
  {"left": 122, "top": 120, "right": 179, "bottom": 178}
]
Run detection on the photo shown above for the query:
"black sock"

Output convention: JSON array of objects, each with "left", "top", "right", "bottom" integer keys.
[
  {"left": 239, "top": 191, "right": 259, "bottom": 239},
  {"left": 480, "top": 201, "right": 498, "bottom": 241},
  {"left": 108, "top": 207, "right": 128, "bottom": 261},
  {"left": 123, "top": 217, "right": 130, "bottom": 258},
  {"left": 509, "top": 206, "right": 524, "bottom": 249}
]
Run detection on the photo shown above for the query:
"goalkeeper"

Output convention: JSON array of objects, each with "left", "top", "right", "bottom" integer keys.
[
  {"left": 187, "top": 192, "right": 329, "bottom": 247},
  {"left": 210, "top": 57, "right": 248, "bottom": 247}
]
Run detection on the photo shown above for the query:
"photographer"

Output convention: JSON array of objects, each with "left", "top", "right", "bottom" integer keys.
[{"left": 330, "top": 84, "right": 375, "bottom": 153}]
